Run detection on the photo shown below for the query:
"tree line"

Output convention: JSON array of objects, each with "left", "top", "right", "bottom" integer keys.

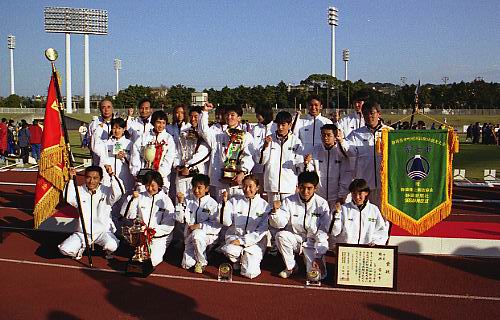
[{"left": 1, "top": 74, "right": 499, "bottom": 110}]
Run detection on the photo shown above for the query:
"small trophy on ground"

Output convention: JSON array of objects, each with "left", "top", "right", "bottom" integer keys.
[
  {"left": 306, "top": 259, "right": 323, "bottom": 286},
  {"left": 122, "top": 218, "right": 154, "bottom": 277},
  {"left": 218, "top": 262, "right": 233, "bottom": 281},
  {"left": 221, "top": 128, "right": 245, "bottom": 181}
]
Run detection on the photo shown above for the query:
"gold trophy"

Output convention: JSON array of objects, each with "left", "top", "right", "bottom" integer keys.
[
  {"left": 137, "top": 143, "right": 157, "bottom": 180},
  {"left": 218, "top": 262, "right": 233, "bottom": 281},
  {"left": 222, "top": 128, "right": 245, "bottom": 180},
  {"left": 306, "top": 259, "right": 323, "bottom": 286},
  {"left": 122, "top": 218, "right": 153, "bottom": 276}
]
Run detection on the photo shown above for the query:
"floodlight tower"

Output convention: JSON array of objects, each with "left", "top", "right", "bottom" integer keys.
[
  {"left": 45, "top": 7, "right": 108, "bottom": 114},
  {"left": 114, "top": 59, "right": 122, "bottom": 95},
  {"left": 7, "top": 35, "right": 15, "bottom": 95},
  {"left": 342, "top": 48, "right": 350, "bottom": 81},
  {"left": 328, "top": 6, "right": 339, "bottom": 78}
]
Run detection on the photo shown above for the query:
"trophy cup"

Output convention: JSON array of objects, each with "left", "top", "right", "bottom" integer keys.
[
  {"left": 306, "top": 259, "right": 323, "bottom": 286},
  {"left": 178, "top": 130, "right": 199, "bottom": 177},
  {"left": 122, "top": 218, "right": 154, "bottom": 277},
  {"left": 218, "top": 262, "right": 233, "bottom": 281},
  {"left": 222, "top": 128, "right": 245, "bottom": 181},
  {"left": 137, "top": 143, "right": 156, "bottom": 180}
]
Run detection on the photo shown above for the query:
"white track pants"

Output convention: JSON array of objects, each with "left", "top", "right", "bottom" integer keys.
[
  {"left": 182, "top": 229, "right": 219, "bottom": 269},
  {"left": 150, "top": 233, "right": 173, "bottom": 267},
  {"left": 58, "top": 232, "right": 119, "bottom": 257},
  {"left": 275, "top": 230, "right": 328, "bottom": 272},
  {"left": 222, "top": 240, "right": 266, "bottom": 279}
]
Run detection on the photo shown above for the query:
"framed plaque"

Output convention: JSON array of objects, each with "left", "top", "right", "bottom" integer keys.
[{"left": 334, "top": 243, "right": 398, "bottom": 291}]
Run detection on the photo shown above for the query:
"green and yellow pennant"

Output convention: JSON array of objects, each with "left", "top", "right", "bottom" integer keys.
[{"left": 380, "top": 129, "right": 458, "bottom": 235}]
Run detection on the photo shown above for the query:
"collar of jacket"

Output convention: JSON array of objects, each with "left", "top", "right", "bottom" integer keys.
[{"left": 299, "top": 194, "right": 315, "bottom": 204}]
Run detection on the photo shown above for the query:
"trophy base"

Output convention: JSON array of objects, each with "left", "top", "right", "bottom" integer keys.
[
  {"left": 217, "top": 263, "right": 233, "bottom": 282},
  {"left": 125, "top": 259, "right": 154, "bottom": 277},
  {"left": 221, "top": 170, "right": 242, "bottom": 182},
  {"left": 306, "top": 270, "right": 322, "bottom": 286}
]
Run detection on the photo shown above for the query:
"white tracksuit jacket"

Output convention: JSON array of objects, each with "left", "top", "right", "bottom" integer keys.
[
  {"left": 64, "top": 176, "right": 125, "bottom": 236},
  {"left": 269, "top": 194, "right": 331, "bottom": 248},
  {"left": 222, "top": 194, "right": 270, "bottom": 247},
  {"left": 251, "top": 122, "right": 276, "bottom": 174},
  {"left": 121, "top": 190, "right": 176, "bottom": 237},
  {"left": 175, "top": 194, "right": 222, "bottom": 236},
  {"left": 340, "top": 123, "right": 391, "bottom": 191},
  {"left": 330, "top": 200, "right": 389, "bottom": 245},
  {"left": 89, "top": 116, "right": 113, "bottom": 165},
  {"left": 127, "top": 116, "right": 153, "bottom": 148},
  {"left": 260, "top": 132, "right": 304, "bottom": 194},
  {"left": 130, "top": 129, "right": 176, "bottom": 189},
  {"left": 307, "top": 144, "right": 351, "bottom": 202},
  {"left": 293, "top": 114, "right": 333, "bottom": 154},
  {"left": 337, "top": 112, "right": 365, "bottom": 137},
  {"left": 92, "top": 131, "right": 135, "bottom": 191},
  {"left": 198, "top": 111, "right": 255, "bottom": 188}
]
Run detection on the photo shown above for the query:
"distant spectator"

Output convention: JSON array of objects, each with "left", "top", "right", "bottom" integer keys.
[
  {"left": 78, "top": 122, "right": 88, "bottom": 148},
  {"left": 0, "top": 118, "right": 8, "bottom": 163},
  {"left": 472, "top": 122, "right": 480, "bottom": 144},
  {"left": 18, "top": 122, "right": 31, "bottom": 164},
  {"left": 7, "top": 120, "right": 17, "bottom": 155},
  {"left": 29, "top": 120, "right": 43, "bottom": 161},
  {"left": 465, "top": 123, "right": 472, "bottom": 142}
]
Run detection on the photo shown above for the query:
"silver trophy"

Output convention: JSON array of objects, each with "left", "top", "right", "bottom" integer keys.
[
  {"left": 122, "top": 218, "right": 153, "bottom": 276},
  {"left": 306, "top": 259, "right": 323, "bottom": 286},
  {"left": 143, "top": 143, "right": 157, "bottom": 169},
  {"left": 178, "top": 130, "right": 199, "bottom": 176}
]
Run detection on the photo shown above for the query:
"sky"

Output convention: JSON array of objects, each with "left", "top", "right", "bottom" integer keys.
[{"left": 0, "top": 0, "right": 499, "bottom": 97}]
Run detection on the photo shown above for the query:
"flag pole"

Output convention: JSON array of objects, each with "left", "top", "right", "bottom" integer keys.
[
  {"left": 45, "top": 48, "right": 93, "bottom": 267},
  {"left": 409, "top": 80, "right": 420, "bottom": 129}
]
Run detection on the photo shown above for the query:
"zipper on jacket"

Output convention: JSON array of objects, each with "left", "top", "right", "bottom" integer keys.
[
  {"left": 147, "top": 194, "right": 156, "bottom": 228},
  {"left": 244, "top": 198, "right": 252, "bottom": 233},
  {"left": 326, "top": 149, "right": 331, "bottom": 197}
]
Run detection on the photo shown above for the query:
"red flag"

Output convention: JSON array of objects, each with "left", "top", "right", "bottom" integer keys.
[{"left": 33, "top": 75, "right": 69, "bottom": 228}]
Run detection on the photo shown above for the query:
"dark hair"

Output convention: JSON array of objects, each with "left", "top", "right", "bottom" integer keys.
[
  {"left": 85, "top": 165, "right": 103, "bottom": 180},
  {"left": 111, "top": 117, "right": 130, "bottom": 139},
  {"left": 2, "top": 118, "right": 7, "bottom": 122},
  {"left": 274, "top": 111, "right": 293, "bottom": 124},
  {"left": 223, "top": 104, "right": 243, "bottom": 117},
  {"left": 349, "top": 179, "right": 370, "bottom": 194},
  {"left": 307, "top": 94, "right": 323, "bottom": 105},
  {"left": 172, "top": 105, "right": 187, "bottom": 124},
  {"left": 142, "top": 170, "right": 164, "bottom": 188},
  {"left": 255, "top": 106, "right": 274, "bottom": 125},
  {"left": 298, "top": 171, "right": 319, "bottom": 186},
  {"left": 352, "top": 90, "right": 370, "bottom": 102},
  {"left": 191, "top": 174, "right": 210, "bottom": 187},
  {"left": 138, "top": 97, "right": 152, "bottom": 108},
  {"left": 320, "top": 124, "right": 338, "bottom": 132},
  {"left": 189, "top": 105, "right": 202, "bottom": 116},
  {"left": 242, "top": 174, "right": 260, "bottom": 187},
  {"left": 362, "top": 100, "right": 381, "bottom": 114},
  {"left": 151, "top": 110, "right": 168, "bottom": 124}
]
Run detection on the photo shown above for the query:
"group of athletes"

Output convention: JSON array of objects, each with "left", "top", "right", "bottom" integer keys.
[{"left": 57, "top": 90, "right": 390, "bottom": 280}]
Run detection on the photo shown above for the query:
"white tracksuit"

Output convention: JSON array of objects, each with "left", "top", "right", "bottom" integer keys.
[
  {"left": 127, "top": 116, "right": 154, "bottom": 149},
  {"left": 92, "top": 131, "right": 135, "bottom": 192},
  {"left": 340, "top": 123, "right": 391, "bottom": 207},
  {"left": 166, "top": 122, "right": 192, "bottom": 142},
  {"left": 269, "top": 193, "right": 331, "bottom": 272},
  {"left": 172, "top": 135, "right": 211, "bottom": 196},
  {"left": 58, "top": 177, "right": 124, "bottom": 258},
  {"left": 307, "top": 144, "right": 351, "bottom": 209},
  {"left": 337, "top": 112, "right": 365, "bottom": 138},
  {"left": 121, "top": 190, "right": 176, "bottom": 267},
  {"left": 293, "top": 114, "right": 332, "bottom": 154},
  {"left": 260, "top": 132, "right": 304, "bottom": 202},
  {"left": 89, "top": 116, "right": 113, "bottom": 165},
  {"left": 198, "top": 111, "right": 255, "bottom": 197},
  {"left": 250, "top": 122, "right": 276, "bottom": 175},
  {"left": 221, "top": 194, "right": 270, "bottom": 279},
  {"left": 130, "top": 129, "right": 176, "bottom": 192},
  {"left": 174, "top": 194, "right": 221, "bottom": 268},
  {"left": 330, "top": 200, "right": 389, "bottom": 246}
]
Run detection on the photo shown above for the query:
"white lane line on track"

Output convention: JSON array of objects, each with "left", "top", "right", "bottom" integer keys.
[
  {"left": 0, "top": 182, "right": 36, "bottom": 186},
  {"left": 0, "top": 257, "right": 498, "bottom": 302},
  {"left": 0, "top": 207, "right": 34, "bottom": 211}
]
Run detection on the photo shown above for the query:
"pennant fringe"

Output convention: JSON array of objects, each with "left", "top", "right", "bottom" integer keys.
[
  {"left": 380, "top": 128, "right": 454, "bottom": 235},
  {"left": 33, "top": 186, "right": 62, "bottom": 229}
]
